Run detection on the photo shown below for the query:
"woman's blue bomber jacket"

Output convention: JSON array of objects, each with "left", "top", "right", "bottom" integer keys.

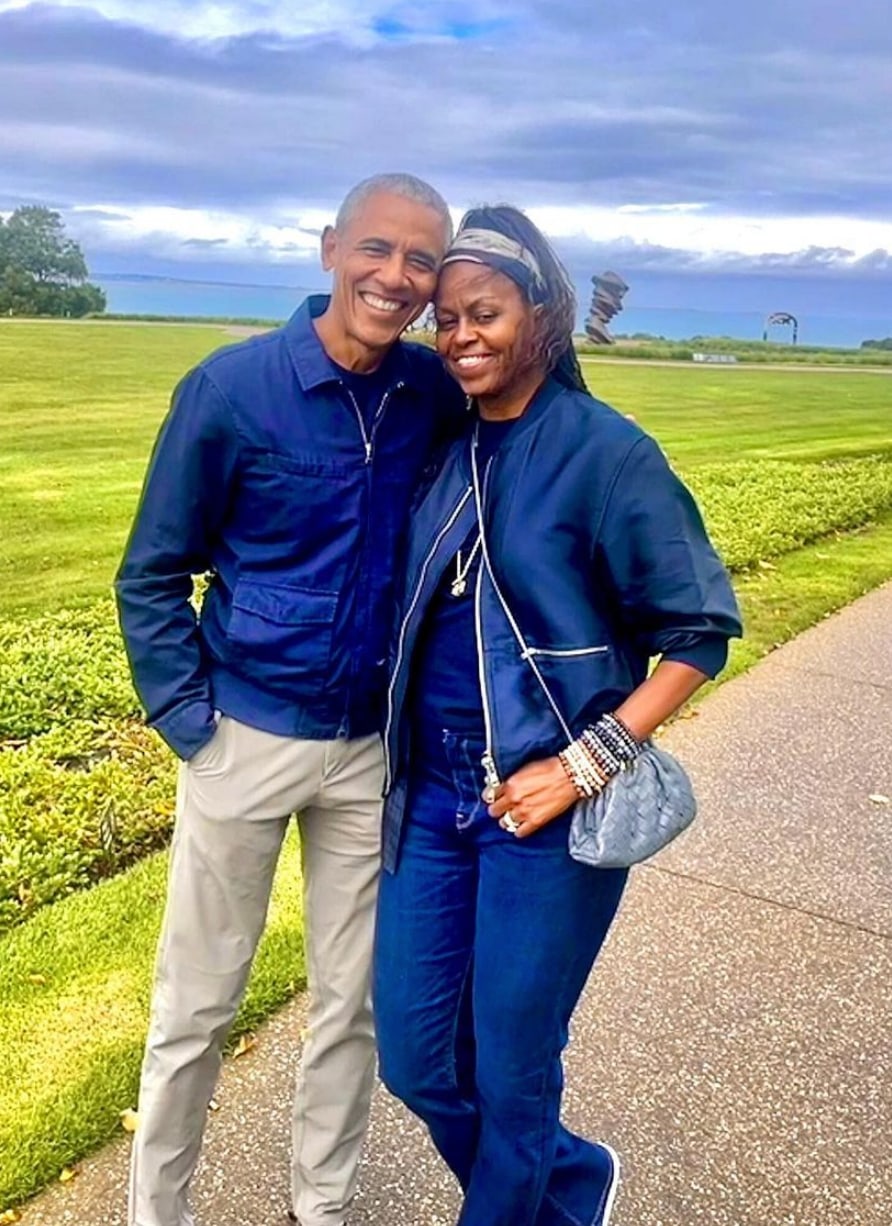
[{"left": 382, "top": 376, "right": 742, "bottom": 871}]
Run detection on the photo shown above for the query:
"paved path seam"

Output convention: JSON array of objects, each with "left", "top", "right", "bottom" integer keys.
[
  {"left": 648, "top": 862, "right": 892, "bottom": 941},
  {"left": 756, "top": 661, "right": 892, "bottom": 694}
]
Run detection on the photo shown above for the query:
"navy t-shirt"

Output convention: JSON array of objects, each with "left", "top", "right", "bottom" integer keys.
[{"left": 408, "top": 417, "right": 517, "bottom": 757}]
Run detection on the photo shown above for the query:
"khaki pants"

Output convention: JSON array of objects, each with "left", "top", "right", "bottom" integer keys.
[{"left": 128, "top": 717, "right": 384, "bottom": 1226}]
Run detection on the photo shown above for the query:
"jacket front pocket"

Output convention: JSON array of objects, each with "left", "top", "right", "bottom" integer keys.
[
  {"left": 520, "top": 644, "right": 610, "bottom": 659},
  {"left": 225, "top": 580, "right": 338, "bottom": 689},
  {"left": 518, "top": 642, "right": 632, "bottom": 732}
]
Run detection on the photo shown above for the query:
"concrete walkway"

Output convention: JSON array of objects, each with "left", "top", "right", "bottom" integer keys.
[{"left": 19, "top": 584, "right": 892, "bottom": 1226}]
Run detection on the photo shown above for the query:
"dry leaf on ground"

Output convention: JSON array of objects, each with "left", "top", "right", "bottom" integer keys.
[
  {"left": 233, "top": 1033, "right": 257, "bottom": 1058},
  {"left": 120, "top": 1108, "right": 139, "bottom": 1133}
]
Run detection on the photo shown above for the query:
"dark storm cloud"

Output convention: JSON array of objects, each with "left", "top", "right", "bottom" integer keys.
[{"left": 0, "top": 0, "right": 889, "bottom": 273}]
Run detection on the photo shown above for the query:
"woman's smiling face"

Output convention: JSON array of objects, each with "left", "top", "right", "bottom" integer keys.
[{"left": 434, "top": 262, "right": 545, "bottom": 417}]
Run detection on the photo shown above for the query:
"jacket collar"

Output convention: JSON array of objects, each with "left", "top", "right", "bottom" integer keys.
[
  {"left": 505, "top": 375, "right": 567, "bottom": 437},
  {"left": 284, "top": 294, "right": 424, "bottom": 393},
  {"left": 457, "top": 375, "right": 567, "bottom": 479}
]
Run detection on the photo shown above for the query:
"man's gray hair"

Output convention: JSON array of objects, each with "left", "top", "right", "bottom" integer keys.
[{"left": 335, "top": 173, "right": 453, "bottom": 242}]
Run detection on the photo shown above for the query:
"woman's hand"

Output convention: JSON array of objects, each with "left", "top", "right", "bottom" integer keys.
[
  {"left": 486, "top": 756, "right": 578, "bottom": 839},
  {"left": 485, "top": 661, "right": 712, "bottom": 840}
]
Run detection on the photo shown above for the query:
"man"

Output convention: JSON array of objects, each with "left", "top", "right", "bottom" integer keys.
[{"left": 116, "top": 173, "right": 463, "bottom": 1226}]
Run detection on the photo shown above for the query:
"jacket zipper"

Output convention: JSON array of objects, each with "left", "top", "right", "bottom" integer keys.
[
  {"left": 342, "top": 379, "right": 403, "bottom": 737},
  {"left": 470, "top": 433, "right": 500, "bottom": 786},
  {"left": 383, "top": 483, "right": 474, "bottom": 791},
  {"left": 475, "top": 561, "right": 502, "bottom": 796},
  {"left": 341, "top": 381, "right": 403, "bottom": 464},
  {"left": 470, "top": 434, "right": 574, "bottom": 747}
]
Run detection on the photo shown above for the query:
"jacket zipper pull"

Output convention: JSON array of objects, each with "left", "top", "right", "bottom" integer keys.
[
  {"left": 482, "top": 751, "right": 500, "bottom": 792},
  {"left": 365, "top": 440, "right": 372, "bottom": 464}
]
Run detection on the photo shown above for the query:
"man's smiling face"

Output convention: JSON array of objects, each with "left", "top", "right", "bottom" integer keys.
[{"left": 320, "top": 190, "right": 448, "bottom": 366}]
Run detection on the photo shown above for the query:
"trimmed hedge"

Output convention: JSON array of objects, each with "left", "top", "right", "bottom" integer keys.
[
  {"left": 3, "top": 455, "right": 892, "bottom": 930},
  {"left": 0, "top": 603, "right": 138, "bottom": 740},
  {"left": 684, "top": 456, "right": 892, "bottom": 571},
  {"left": 0, "top": 602, "right": 175, "bottom": 930},
  {"left": 0, "top": 720, "right": 173, "bottom": 930}
]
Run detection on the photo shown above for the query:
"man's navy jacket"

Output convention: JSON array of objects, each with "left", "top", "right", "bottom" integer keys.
[{"left": 116, "top": 296, "right": 465, "bottom": 760}]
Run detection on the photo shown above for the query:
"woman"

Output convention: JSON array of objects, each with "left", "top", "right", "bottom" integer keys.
[{"left": 374, "top": 206, "right": 741, "bottom": 1226}]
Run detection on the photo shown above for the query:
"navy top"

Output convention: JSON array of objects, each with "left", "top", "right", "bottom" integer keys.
[{"left": 408, "top": 417, "right": 517, "bottom": 759}]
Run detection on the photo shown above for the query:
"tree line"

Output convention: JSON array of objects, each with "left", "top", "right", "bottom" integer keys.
[{"left": 0, "top": 206, "right": 106, "bottom": 317}]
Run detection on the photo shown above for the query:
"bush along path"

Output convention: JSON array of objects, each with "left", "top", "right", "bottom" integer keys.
[
  {"left": 5, "top": 452, "right": 892, "bottom": 931},
  {"left": 0, "top": 604, "right": 173, "bottom": 931}
]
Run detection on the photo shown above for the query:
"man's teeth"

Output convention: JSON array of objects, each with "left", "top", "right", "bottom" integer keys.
[{"left": 362, "top": 292, "right": 402, "bottom": 313}]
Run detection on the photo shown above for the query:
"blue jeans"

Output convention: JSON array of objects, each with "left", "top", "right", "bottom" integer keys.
[{"left": 374, "top": 733, "right": 628, "bottom": 1226}]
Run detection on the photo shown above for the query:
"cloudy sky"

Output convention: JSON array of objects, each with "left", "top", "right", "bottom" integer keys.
[{"left": 1, "top": 0, "right": 890, "bottom": 333}]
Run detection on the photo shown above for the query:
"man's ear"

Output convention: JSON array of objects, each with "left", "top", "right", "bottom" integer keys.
[{"left": 320, "top": 225, "right": 337, "bottom": 271}]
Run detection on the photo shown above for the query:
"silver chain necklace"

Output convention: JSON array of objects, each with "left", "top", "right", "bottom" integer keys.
[{"left": 450, "top": 534, "right": 482, "bottom": 597}]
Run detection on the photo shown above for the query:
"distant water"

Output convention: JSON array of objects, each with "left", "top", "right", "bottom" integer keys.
[
  {"left": 98, "top": 275, "right": 313, "bottom": 323},
  {"left": 96, "top": 274, "right": 891, "bottom": 350},
  {"left": 614, "top": 306, "right": 890, "bottom": 350}
]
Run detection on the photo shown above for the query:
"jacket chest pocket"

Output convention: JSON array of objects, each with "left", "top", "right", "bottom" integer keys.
[{"left": 239, "top": 451, "right": 359, "bottom": 546}]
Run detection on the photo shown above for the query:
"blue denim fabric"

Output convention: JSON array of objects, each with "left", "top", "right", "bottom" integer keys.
[{"left": 374, "top": 734, "right": 628, "bottom": 1226}]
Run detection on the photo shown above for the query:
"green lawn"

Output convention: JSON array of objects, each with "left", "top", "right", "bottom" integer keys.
[
  {"left": 0, "top": 321, "right": 237, "bottom": 614},
  {"left": 1, "top": 320, "right": 891, "bottom": 616},
  {"left": 581, "top": 360, "right": 892, "bottom": 464},
  {"left": 0, "top": 827, "right": 303, "bottom": 1210}
]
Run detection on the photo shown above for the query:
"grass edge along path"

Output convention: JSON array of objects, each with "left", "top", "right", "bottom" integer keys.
[
  {"left": 702, "top": 508, "right": 892, "bottom": 699},
  {"left": 4, "top": 514, "right": 892, "bottom": 1213},
  {"left": 0, "top": 828, "right": 303, "bottom": 1212}
]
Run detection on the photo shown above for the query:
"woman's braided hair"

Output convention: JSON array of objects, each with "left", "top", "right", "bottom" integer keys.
[{"left": 455, "top": 204, "right": 588, "bottom": 393}]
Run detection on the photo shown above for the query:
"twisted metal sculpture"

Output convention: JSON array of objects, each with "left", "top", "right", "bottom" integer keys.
[{"left": 585, "top": 271, "right": 629, "bottom": 344}]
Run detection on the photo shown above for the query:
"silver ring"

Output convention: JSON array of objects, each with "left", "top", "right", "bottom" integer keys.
[{"left": 500, "top": 812, "right": 520, "bottom": 833}]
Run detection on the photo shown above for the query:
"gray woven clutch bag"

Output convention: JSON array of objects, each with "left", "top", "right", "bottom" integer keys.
[{"left": 567, "top": 742, "right": 697, "bottom": 868}]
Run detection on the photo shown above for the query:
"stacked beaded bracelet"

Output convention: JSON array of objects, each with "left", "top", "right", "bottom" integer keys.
[
  {"left": 560, "top": 738, "right": 609, "bottom": 798},
  {"left": 558, "top": 712, "right": 643, "bottom": 799}
]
